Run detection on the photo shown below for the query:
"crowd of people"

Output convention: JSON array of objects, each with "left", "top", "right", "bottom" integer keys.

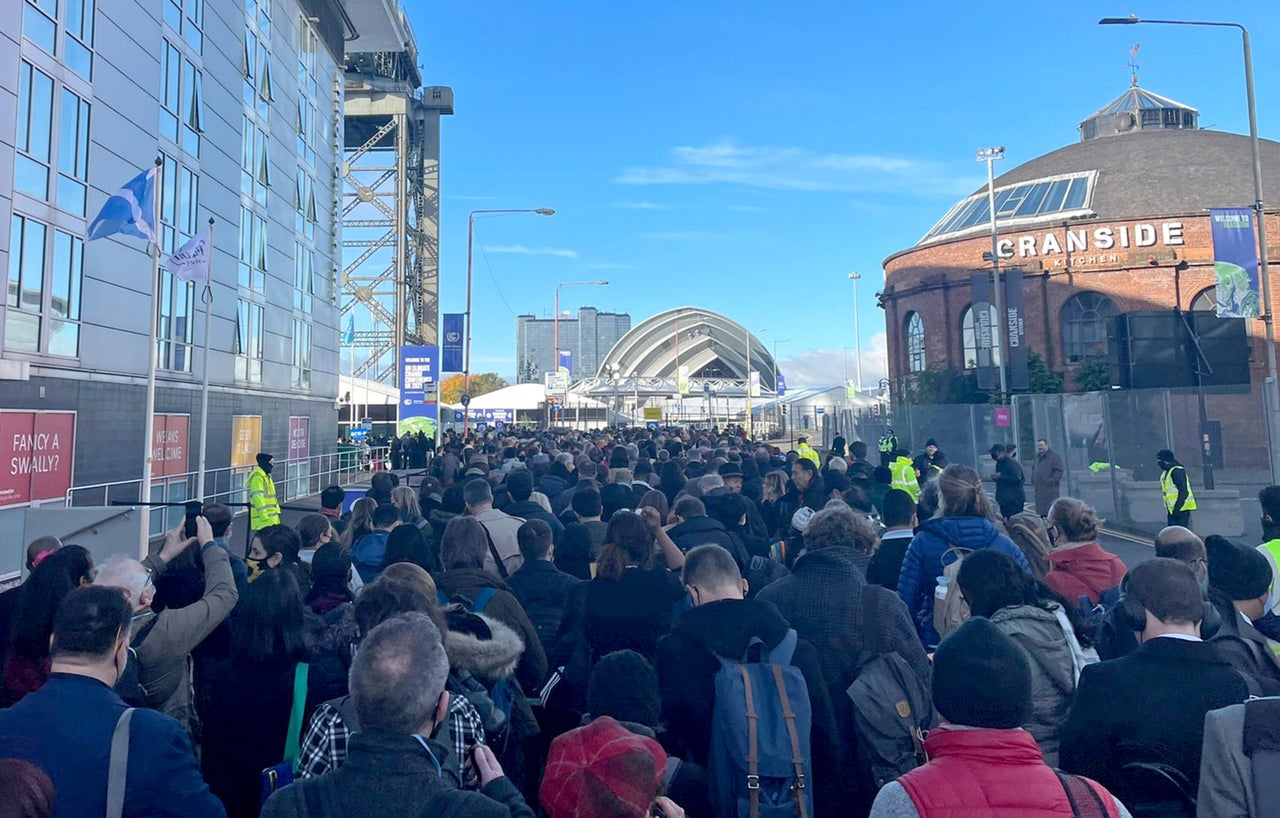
[{"left": 0, "top": 424, "right": 1279, "bottom": 818}]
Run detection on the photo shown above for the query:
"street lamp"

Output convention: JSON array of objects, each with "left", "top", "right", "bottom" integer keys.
[
  {"left": 464, "top": 208, "right": 554, "bottom": 436},
  {"left": 773, "top": 338, "right": 789, "bottom": 443},
  {"left": 553, "top": 280, "right": 609, "bottom": 379},
  {"left": 977, "top": 146, "right": 1009, "bottom": 402},
  {"left": 848, "top": 273, "right": 864, "bottom": 392},
  {"left": 1099, "top": 15, "right": 1278, "bottom": 484},
  {"left": 743, "top": 327, "right": 764, "bottom": 439}
]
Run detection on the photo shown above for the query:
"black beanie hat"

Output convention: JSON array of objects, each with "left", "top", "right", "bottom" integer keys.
[
  {"left": 1206, "top": 535, "right": 1272, "bottom": 601},
  {"left": 587, "top": 650, "right": 661, "bottom": 728},
  {"left": 932, "top": 618, "right": 1032, "bottom": 729},
  {"left": 256, "top": 452, "right": 273, "bottom": 469}
]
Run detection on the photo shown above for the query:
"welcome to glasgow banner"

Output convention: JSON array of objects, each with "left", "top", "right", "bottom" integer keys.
[
  {"left": 557, "top": 349, "right": 572, "bottom": 377},
  {"left": 1210, "top": 208, "right": 1261, "bottom": 318},
  {"left": 442, "top": 314, "right": 464, "bottom": 371},
  {"left": 398, "top": 345, "right": 439, "bottom": 437}
]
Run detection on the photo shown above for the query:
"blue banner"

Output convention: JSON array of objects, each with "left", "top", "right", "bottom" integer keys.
[
  {"left": 1210, "top": 208, "right": 1261, "bottom": 318},
  {"left": 451, "top": 408, "right": 516, "bottom": 423},
  {"left": 557, "top": 349, "right": 572, "bottom": 377},
  {"left": 776, "top": 374, "right": 786, "bottom": 396},
  {"left": 398, "top": 345, "right": 439, "bottom": 437},
  {"left": 442, "top": 314, "right": 465, "bottom": 371}
]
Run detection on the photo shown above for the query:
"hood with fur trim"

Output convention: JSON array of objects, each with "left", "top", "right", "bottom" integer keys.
[{"left": 444, "top": 611, "right": 525, "bottom": 681}]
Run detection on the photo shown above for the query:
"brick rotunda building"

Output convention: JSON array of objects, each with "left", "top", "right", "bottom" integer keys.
[{"left": 881, "top": 83, "right": 1280, "bottom": 396}]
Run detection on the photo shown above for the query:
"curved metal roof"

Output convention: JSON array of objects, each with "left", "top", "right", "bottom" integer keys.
[{"left": 596, "top": 306, "right": 778, "bottom": 383}]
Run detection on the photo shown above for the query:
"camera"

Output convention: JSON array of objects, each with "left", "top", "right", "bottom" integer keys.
[{"left": 184, "top": 500, "right": 203, "bottom": 539}]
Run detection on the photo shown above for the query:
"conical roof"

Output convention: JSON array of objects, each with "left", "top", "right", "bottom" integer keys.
[{"left": 1078, "top": 84, "right": 1198, "bottom": 141}]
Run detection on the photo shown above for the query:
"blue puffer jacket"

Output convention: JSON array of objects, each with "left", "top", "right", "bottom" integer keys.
[{"left": 897, "top": 515, "right": 1030, "bottom": 648}]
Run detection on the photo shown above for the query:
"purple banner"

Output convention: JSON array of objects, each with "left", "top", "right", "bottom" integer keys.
[
  {"left": 1210, "top": 208, "right": 1261, "bottom": 318},
  {"left": 288, "top": 416, "right": 310, "bottom": 461}
]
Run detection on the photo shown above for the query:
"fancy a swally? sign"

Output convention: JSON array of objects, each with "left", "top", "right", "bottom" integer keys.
[{"left": 0, "top": 411, "right": 76, "bottom": 508}]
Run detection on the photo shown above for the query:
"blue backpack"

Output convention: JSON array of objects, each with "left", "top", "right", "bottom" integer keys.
[
  {"left": 437, "top": 588, "right": 516, "bottom": 727},
  {"left": 708, "top": 628, "right": 814, "bottom": 818}
]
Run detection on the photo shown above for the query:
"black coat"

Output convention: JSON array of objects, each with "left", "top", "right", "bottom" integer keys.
[
  {"left": 506, "top": 560, "right": 581, "bottom": 658},
  {"left": 668, "top": 515, "right": 743, "bottom": 564},
  {"left": 502, "top": 500, "right": 564, "bottom": 544},
  {"left": 1209, "top": 594, "right": 1280, "bottom": 686},
  {"left": 994, "top": 458, "right": 1026, "bottom": 513},
  {"left": 1059, "top": 637, "right": 1265, "bottom": 809},
  {"left": 654, "top": 599, "right": 841, "bottom": 818},
  {"left": 755, "top": 547, "right": 930, "bottom": 814},
  {"left": 573, "top": 568, "right": 684, "bottom": 663}
]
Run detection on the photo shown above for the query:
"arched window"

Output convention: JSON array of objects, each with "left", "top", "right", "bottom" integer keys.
[
  {"left": 960, "top": 304, "right": 1001, "bottom": 369},
  {"left": 1191, "top": 286, "right": 1217, "bottom": 313},
  {"left": 1061, "top": 291, "right": 1117, "bottom": 362},
  {"left": 905, "top": 312, "right": 926, "bottom": 372}
]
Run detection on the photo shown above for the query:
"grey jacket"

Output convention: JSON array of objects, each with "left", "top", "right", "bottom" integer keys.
[
  {"left": 1198, "top": 699, "right": 1280, "bottom": 818},
  {"left": 989, "top": 604, "right": 1077, "bottom": 767},
  {"left": 136, "top": 543, "right": 239, "bottom": 731}
]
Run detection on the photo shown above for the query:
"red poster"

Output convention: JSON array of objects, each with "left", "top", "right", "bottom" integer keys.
[
  {"left": 150, "top": 414, "right": 191, "bottom": 478},
  {"left": 288, "top": 417, "right": 310, "bottom": 461},
  {"left": 0, "top": 411, "right": 76, "bottom": 508}
]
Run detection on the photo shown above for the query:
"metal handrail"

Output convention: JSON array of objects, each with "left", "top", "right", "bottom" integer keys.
[{"left": 64, "top": 446, "right": 393, "bottom": 513}]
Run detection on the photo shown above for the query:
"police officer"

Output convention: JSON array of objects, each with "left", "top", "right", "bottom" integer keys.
[
  {"left": 1157, "top": 448, "right": 1196, "bottom": 528},
  {"left": 247, "top": 452, "right": 281, "bottom": 532},
  {"left": 877, "top": 427, "right": 899, "bottom": 468},
  {"left": 795, "top": 435, "right": 821, "bottom": 468}
]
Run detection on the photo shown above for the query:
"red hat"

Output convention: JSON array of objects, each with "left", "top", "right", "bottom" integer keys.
[{"left": 539, "top": 716, "right": 666, "bottom": 818}]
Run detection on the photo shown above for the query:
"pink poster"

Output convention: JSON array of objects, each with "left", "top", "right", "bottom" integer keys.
[{"left": 288, "top": 416, "right": 310, "bottom": 461}]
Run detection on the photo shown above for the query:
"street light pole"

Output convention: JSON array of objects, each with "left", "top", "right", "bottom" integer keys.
[
  {"left": 773, "top": 338, "right": 789, "bottom": 443},
  {"left": 463, "top": 207, "right": 554, "bottom": 437},
  {"left": 1100, "top": 15, "right": 1279, "bottom": 483},
  {"left": 848, "top": 272, "right": 864, "bottom": 392},
  {"left": 977, "top": 147, "right": 1008, "bottom": 402},
  {"left": 552, "top": 280, "right": 609, "bottom": 381}
]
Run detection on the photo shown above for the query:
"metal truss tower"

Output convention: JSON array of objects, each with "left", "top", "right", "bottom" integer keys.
[{"left": 342, "top": 49, "right": 452, "bottom": 384}]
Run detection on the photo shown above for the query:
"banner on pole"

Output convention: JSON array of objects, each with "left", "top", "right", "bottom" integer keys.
[
  {"left": 1209, "top": 207, "right": 1261, "bottom": 317},
  {"left": 557, "top": 349, "right": 572, "bottom": 377},
  {"left": 1005, "top": 267, "right": 1029, "bottom": 391},
  {"left": 442, "top": 314, "right": 464, "bottom": 371},
  {"left": 749, "top": 371, "right": 761, "bottom": 398},
  {"left": 775, "top": 374, "right": 786, "bottom": 396},
  {"left": 398, "top": 345, "right": 439, "bottom": 437},
  {"left": 970, "top": 272, "right": 997, "bottom": 390},
  {"left": 678, "top": 365, "right": 690, "bottom": 396}
]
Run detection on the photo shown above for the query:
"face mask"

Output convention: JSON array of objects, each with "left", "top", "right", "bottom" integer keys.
[
  {"left": 246, "top": 558, "right": 267, "bottom": 583},
  {"left": 260, "top": 461, "right": 274, "bottom": 474}
]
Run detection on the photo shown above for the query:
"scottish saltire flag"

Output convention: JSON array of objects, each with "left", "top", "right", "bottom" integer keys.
[
  {"left": 165, "top": 230, "right": 210, "bottom": 283},
  {"left": 343, "top": 314, "right": 355, "bottom": 345},
  {"left": 88, "top": 167, "right": 158, "bottom": 243}
]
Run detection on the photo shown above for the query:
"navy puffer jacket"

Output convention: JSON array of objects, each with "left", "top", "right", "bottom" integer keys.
[{"left": 897, "top": 515, "right": 1030, "bottom": 648}]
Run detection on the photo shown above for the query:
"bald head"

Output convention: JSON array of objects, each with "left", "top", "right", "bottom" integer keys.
[{"left": 1155, "top": 526, "right": 1208, "bottom": 582}]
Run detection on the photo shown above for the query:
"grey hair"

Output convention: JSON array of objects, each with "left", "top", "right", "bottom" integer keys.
[
  {"left": 609, "top": 468, "right": 634, "bottom": 486},
  {"left": 695, "top": 474, "right": 724, "bottom": 495},
  {"left": 462, "top": 478, "right": 493, "bottom": 507},
  {"left": 827, "top": 457, "right": 847, "bottom": 474},
  {"left": 350, "top": 612, "right": 449, "bottom": 735},
  {"left": 94, "top": 554, "right": 150, "bottom": 603},
  {"left": 804, "top": 505, "right": 879, "bottom": 556}
]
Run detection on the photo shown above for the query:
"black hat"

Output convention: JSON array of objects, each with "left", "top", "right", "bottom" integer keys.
[
  {"left": 925, "top": 439, "right": 938, "bottom": 448},
  {"left": 932, "top": 618, "right": 1032, "bottom": 729},
  {"left": 1206, "top": 535, "right": 1272, "bottom": 602},
  {"left": 718, "top": 462, "right": 744, "bottom": 478},
  {"left": 1156, "top": 449, "right": 1176, "bottom": 462},
  {"left": 797, "top": 435, "right": 808, "bottom": 444},
  {"left": 587, "top": 649, "right": 661, "bottom": 728},
  {"left": 256, "top": 452, "right": 273, "bottom": 468}
]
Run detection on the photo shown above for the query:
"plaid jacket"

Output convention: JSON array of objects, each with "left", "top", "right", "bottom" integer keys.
[{"left": 299, "top": 692, "right": 485, "bottom": 787}]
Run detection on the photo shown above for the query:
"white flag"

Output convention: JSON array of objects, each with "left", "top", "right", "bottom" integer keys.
[{"left": 165, "top": 230, "right": 210, "bottom": 283}]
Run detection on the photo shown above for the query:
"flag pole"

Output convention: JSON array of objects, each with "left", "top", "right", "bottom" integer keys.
[
  {"left": 139, "top": 156, "right": 164, "bottom": 556},
  {"left": 196, "top": 216, "right": 214, "bottom": 501}
]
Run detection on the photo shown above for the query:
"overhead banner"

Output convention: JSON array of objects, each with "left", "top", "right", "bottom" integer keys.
[
  {"left": 1209, "top": 207, "right": 1261, "bottom": 318},
  {"left": 776, "top": 374, "right": 786, "bottom": 396},
  {"left": 749, "top": 371, "right": 761, "bottom": 398},
  {"left": 150, "top": 414, "right": 190, "bottom": 478},
  {"left": 678, "top": 365, "right": 690, "bottom": 395},
  {"left": 1005, "top": 267, "right": 1029, "bottom": 391},
  {"left": 0, "top": 411, "right": 75, "bottom": 507},
  {"left": 441, "top": 314, "right": 465, "bottom": 372},
  {"left": 398, "top": 345, "right": 439, "bottom": 437},
  {"left": 557, "top": 349, "right": 572, "bottom": 377},
  {"left": 231, "top": 415, "right": 261, "bottom": 468},
  {"left": 970, "top": 272, "right": 997, "bottom": 390}
]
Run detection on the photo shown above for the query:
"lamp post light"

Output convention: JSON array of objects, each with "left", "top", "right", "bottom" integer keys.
[
  {"left": 1099, "top": 15, "right": 1279, "bottom": 484},
  {"left": 848, "top": 272, "right": 864, "bottom": 392},
  {"left": 743, "top": 327, "right": 764, "bottom": 439},
  {"left": 464, "top": 208, "right": 554, "bottom": 436},
  {"left": 977, "top": 146, "right": 1009, "bottom": 403},
  {"left": 552, "top": 280, "right": 609, "bottom": 380}
]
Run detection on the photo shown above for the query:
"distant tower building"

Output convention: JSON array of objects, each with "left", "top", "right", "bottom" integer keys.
[{"left": 516, "top": 308, "right": 632, "bottom": 383}]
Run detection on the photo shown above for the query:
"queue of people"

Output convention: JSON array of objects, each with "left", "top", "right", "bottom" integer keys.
[{"left": 0, "top": 425, "right": 1277, "bottom": 818}]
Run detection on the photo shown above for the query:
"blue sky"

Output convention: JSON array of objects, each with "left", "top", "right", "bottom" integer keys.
[{"left": 410, "top": 1, "right": 1280, "bottom": 386}]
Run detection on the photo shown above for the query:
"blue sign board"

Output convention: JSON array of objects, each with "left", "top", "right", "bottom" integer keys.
[
  {"left": 442, "top": 314, "right": 465, "bottom": 371},
  {"left": 349, "top": 427, "right": 370, "bottom": 443},
  {"left": 646, "top": 421, "right": 660, "bottom": 431},
  {"left": 775, "top": 374, "right": 786, "bottom": 396},
  {"left": 451, "top": 408, "right": 516, "bottom": 423},
  {"left": 398, "top": 345, "right": 439, "bottom": 437}
]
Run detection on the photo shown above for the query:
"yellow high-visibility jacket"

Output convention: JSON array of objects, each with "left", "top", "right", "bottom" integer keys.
[
  {"left": 247, "top": 465, "right": 280, "bottom": 530},
  {"left": 796, "top": 442, "right": 821, "bottom": 468}
]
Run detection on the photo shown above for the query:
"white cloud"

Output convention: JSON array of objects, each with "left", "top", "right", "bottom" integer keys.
[
  {"left": 779, "top": 333, "right": 889, "bottom": 387},
  {"left": 617, "top": 140, "right": 982, "bottom": 196},
  {"left": 487, "top": 244, "right": 580, "bottom": 259},
  {"left": 613, "top": 201, "right": 668, "bottom": 210}
]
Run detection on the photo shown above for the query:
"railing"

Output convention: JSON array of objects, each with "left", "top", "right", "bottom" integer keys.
[{"left": 64, "top": 447, "right": 391, "bottom": 538}]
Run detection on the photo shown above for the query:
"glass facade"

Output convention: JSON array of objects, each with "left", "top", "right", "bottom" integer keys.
[
  {"left": 920, "top": 172, "right": 1095, "bottom": 245},
  {"left": 1061, "top": 292, "right": 1117, "bottom": 362},
  {"left": 905, "top": 312, "right": 926, "bottom": 373}
]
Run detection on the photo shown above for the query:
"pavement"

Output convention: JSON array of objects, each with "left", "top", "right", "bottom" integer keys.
[{"left": 1098, "top": 528, "right": 1155, "bottom": 570}]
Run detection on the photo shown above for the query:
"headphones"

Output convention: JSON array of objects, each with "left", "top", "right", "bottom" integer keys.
[{"left": 1113, "top": 573, "right": 1222, "bottom": 638}]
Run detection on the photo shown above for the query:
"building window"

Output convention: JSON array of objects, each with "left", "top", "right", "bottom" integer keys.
[
  {"left": 960, "top": 304, "right": 1001, "bottom": 369},
  {"left": 16, "top": 62, "right": 55, "bottom": 201},
  {"left": 242, "top": 31, "right": 272, "bottom": 120},
  {"left": 56, "top": 88, "right": 90, "bottom": 216},
  {"left": 1141, "top": 109, "right": 1161, "bottom": 126},
  {"left": 1061, "top": 291, "right": 1117, "bottom": 362},
  {"left": 5, "top": 216, "right": 82, "bottom": 356},
  {"left": 22, "top": 0, "right": 56, "bottom": 55},
  {"left": 158, "top": 270, "right": 194, "bottom": 372},
  {"left": 64, "top": 0, "right": 94, "bottom": 79},
  {"left": 905, "top": 311, "right": 926, "bottom": 373},
  {"left": 234, "top": 299, "right": 264, "bottom": 382},
  {"left": 1191, "top": 286, "right": 1217, "bottom": 313},
  {"left": 295, "top": 170, "right": 317, "bottom": 239},
  {"left": 293, "top": 318, "right": 311, "bottom": 388},
  {"left": 241, "top": 117, "right": 270, "bottom": 206},
  {"left": 238, "top": 207, "right": 267, "bottom": 292},
  {"left": 160, "top": 40, "right": 202, "bottom": 156},
  {"left": 164, "top": 0, "right": 203, "bottom": 52},
  {"left": 1163, "top": 108, "right": 1182, "bottom": 127},
  {"left": 157, "top": 154, "right": 197, "bottom": 371},
  {"left": 294, "top": 243, "right": 313, "bottom": 312}
]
